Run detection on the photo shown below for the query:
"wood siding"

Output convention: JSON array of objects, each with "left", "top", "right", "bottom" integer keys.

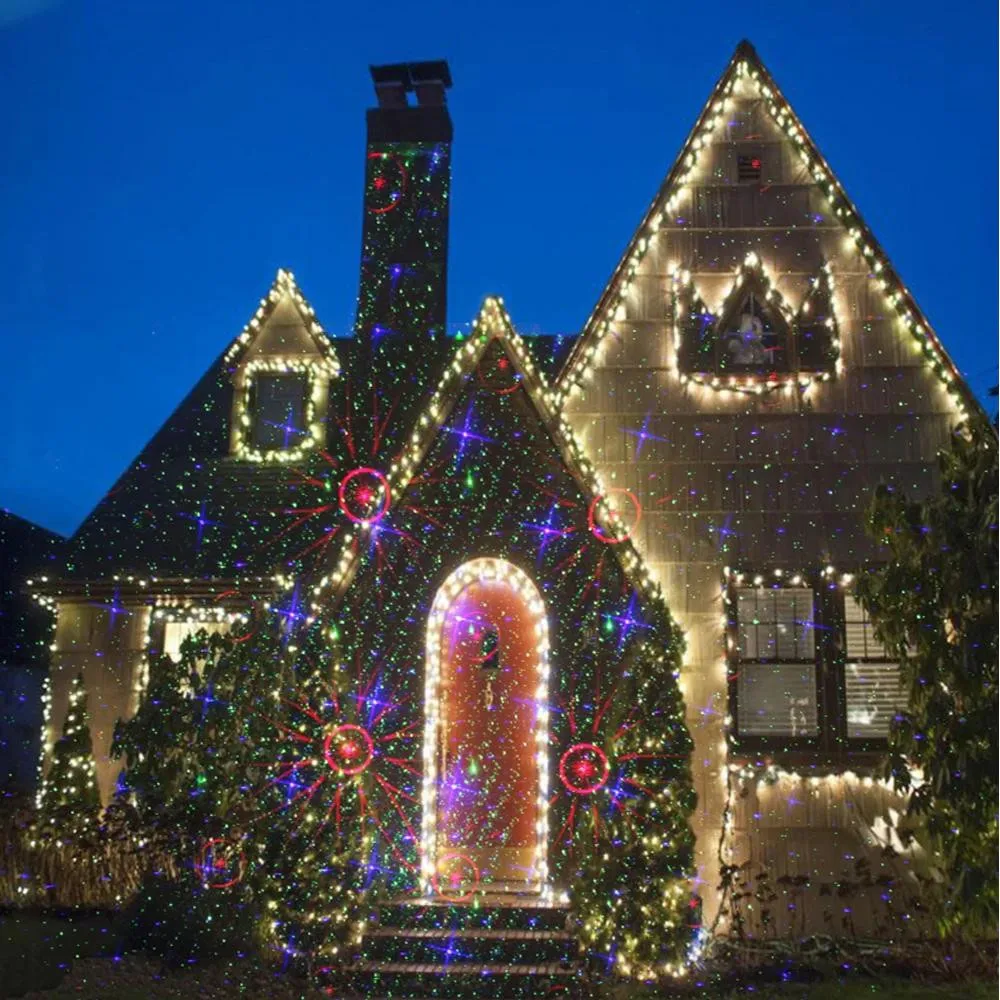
[{"left": 563, "top": 77, "right": 960, "bottom": 933}]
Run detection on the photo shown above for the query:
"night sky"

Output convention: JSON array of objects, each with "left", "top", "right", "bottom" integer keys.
[{"left": 1, "top": 0, "right": 995, "bottom": 537}]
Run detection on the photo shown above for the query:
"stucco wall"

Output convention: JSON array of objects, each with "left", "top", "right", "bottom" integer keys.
[{"left": 48, "top": 602, "right": 149, "bottom": 804}]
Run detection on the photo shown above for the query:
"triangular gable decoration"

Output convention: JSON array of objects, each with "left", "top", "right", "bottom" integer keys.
[
  {"left": 674, "top": 253, "right": 839, "bottom": 392},
  {"left": 223, "top": 268, "right": 340, "bottom": 375},
  {"left": 557, "top": 40, "right": 980, "bottom": 422},
  {"left": 302, "top": 297, "right": 665, "bottom": 610}
]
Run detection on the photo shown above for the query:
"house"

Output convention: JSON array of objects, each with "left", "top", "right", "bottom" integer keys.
[{"left": 32, "top": 43, "right": 980, "bottom": 945}]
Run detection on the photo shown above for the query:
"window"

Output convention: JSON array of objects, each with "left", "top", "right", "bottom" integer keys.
[
  {"left": 674, "top": 262, "right": 838, "bottom": 380},
  {"left": 162, "top": 620, "right": 231, "bottom": 662},
  {"left": 718, "top": 289, "right": 789, "bottom": 373},
  {"left": 843, "top": 595, "right": 903, "bottom": 740},
  {"left": 728, "top": 574, "right": 907, "bottom": 754},
  {"left": 230, "top": 357, "right": 332, "bottom": 462},
  {"left": 735, "top": 586, "right": 818, "bottom": 737},
  {"left": 737, "top": 153, "right": 762, "bottom": 182},
  {"left": 250, "top": 374, "right": 309, "bottom": 450}
]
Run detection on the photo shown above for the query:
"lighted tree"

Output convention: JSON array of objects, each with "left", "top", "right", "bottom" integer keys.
[
  {"left": 571, "top": 636, "right": 696, "bottom": 978},
  {"left": 857, "top": 421, "right": 998, "bottom": 936},
  {"left": 38, "top": 671, "right": 101, "bottom": 838},
  {"left": 113, "top": 623, "right": 368, "bottom": 967}
]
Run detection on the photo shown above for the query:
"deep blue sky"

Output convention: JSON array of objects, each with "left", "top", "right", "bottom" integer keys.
[{"left": 1, "top": 0, "right": 996, "bottom": 536}]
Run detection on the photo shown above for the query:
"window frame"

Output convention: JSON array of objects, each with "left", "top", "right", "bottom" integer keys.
[
  {"left": 230, "top": 356, "right": 329, "bottom": 463},
  {"left": 248, "top": 371, "right": 311, "bottom": 452},
  {"left": 726, "top": 569, "right": 901, "bottom": 762}
]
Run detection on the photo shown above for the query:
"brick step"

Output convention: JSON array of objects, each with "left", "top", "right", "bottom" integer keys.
[
  {"left": 362, "top": 925, "right": 577, "bottom": 964},
  {"left": 333, "top": 959, "right": 585, "bottom": 999},
  {"left": 377, "top": 899, "right": 572, "bottom": 933}
]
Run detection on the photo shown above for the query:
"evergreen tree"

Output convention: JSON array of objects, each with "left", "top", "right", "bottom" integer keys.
[
  {"left": 38, "top": 671, "right": 101, "bottom": 838},
  {"left": 857, "top": 421, "right": 998, "bottom": 936},
  {"left": 113, "top": 623, "right": 368, "bottom": 967}
]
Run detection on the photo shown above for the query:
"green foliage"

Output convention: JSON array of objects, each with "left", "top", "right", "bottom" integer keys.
[
  {"left": 39, "top": 671, "right": 101, "bottom": 838},
  {"left": 124, "top": 868, "right": 260, "bottom": 967},
  {"left": 572, "top": 631, "right": 697, "bottom": 975},
  {"left": 112, "top": 625, "right": 368, "bottom": 967},
  {"left": 857, "top": 423, "right": 998, "bottom": 936}
]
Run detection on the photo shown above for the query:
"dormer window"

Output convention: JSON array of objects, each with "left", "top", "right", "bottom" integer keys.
[
  {"left": 250, "top": 373, "right": 309, "bottom": 450},
  {"left": 225, "top": 270, "right": 340, "bottom": 464},
  {"left": 231, "top": 358, "right": 329, "bottom": 462}
]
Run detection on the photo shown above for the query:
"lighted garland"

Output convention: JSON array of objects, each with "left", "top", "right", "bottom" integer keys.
[{"left": 557, "top": 54, "right": 976, "bottom": 423}]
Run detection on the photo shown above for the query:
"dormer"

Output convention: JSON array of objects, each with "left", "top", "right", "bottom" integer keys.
[{"left": 225, "top": 270, "right": 340, "bottom": 463}]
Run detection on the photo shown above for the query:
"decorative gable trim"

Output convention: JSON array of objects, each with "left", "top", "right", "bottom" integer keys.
[
  {"left": 555, "top": 40, "right": 982, "bottom": 425},
  {"left": 296, "top": 297, "right": 671, "bottom": 614},
  {"left": 223, "top": 269, "right": 339, "bottom": 371},
  {"left": 225, "top": 269, "right": 341, "bottom": 464},
  {"left": 674, "top": 252, "right": 840, "bottom": 396}
]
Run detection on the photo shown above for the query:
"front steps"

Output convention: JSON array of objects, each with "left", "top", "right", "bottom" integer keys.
[{"left": 331, "top": 889, "right": 586, "bottom": 998}]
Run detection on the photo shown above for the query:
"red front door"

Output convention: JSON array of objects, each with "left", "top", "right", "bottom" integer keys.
[{"left": 436, "top": 578, "right": 539, "bottom": 886}]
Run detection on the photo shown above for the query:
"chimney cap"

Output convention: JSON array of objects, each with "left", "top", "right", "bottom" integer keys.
[{"left": 369, "top": 60, "right": 452, "bottom": 93}]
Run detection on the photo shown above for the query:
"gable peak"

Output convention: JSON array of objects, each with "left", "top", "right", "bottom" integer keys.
[
  {"left": 556, "top": 43, "right": 980, "bottom": 424},
  {"left": 223, "top": 269, "right": 339, "bottom": 373}
]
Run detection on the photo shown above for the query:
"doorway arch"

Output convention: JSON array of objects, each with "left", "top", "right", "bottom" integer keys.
[{"left": 421, "top": 558, "right": 550, "bottom": 894}]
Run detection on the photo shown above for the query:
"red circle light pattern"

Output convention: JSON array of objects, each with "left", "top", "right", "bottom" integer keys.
[
  {"left": 431, "top": 851, "right": 480, "bottom": 903},
  {"left": 338, "top": 467, "right": 390, "bottom": 526},
  {"left": 366, "top": 152, "right": 408, "bottom": 214},
  {"left": 587, "top": 489, "right": 641, "bottom": 544},
  {"left": 198, "top": 838, "right": 246, "bottom": 889},
  {"left": 476, "top": 353, "right": 523, "bottom": 395},
  {"left": 323, "top": 723, "right": 375, "bottom": 776},
  {"left": 559, "top": 742, "right": 610, "bottom": 795}
]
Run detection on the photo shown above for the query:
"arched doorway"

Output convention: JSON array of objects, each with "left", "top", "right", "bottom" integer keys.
[{"left": 421, "top": 559, "right": 549, "bottom": 895}]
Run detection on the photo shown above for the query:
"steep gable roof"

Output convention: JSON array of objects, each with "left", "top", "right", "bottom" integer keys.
[
  {"left": 302, "top": 297, "right": 669, "bottom": 611},
  {"left": 57, "top": 271, "right": 343, "bottom": 583},
  {"left": 223, "top": 268, "right": 340, "bottom": 372},
  {"left": 556, "top": 39, "right": 982, "bottom": 424}
]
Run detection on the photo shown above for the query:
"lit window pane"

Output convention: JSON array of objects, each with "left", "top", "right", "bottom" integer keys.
[
  {"left": 844, "top": 594, "right": 889, "bottom": 659},
  {"left": 163, "top": 621, "right": 231, "bottom": 662},
  {"left": 738, "top": 663, "right": 818, "bottom": 736},
  {"left": 737, "top": 587, "right": 814, "bottom": 661},
  {"left": 845, "top": 662, "right": 903, "bottom": 739},
  {"left": 252, "top": 374, "right": 308, "bottom": 450}
]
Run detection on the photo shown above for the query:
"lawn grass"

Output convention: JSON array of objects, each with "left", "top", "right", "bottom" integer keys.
[
  {"left": 613, "top": 978, "right": 998, "bottom": 999},
  {"left": 0, "top": 911, "right": 122, "bottom": 998}
]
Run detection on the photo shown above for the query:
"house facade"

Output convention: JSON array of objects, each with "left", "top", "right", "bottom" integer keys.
[{"left": 33, "top": 44, "right": 978, "bottom": 938}]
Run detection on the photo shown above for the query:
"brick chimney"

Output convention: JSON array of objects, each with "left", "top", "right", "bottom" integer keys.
[{"left": 355, "top": 61, "right": 453, "bottom": 360}]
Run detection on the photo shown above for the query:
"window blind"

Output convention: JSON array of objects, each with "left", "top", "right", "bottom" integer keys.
[
  {"left": 845, "top": 661, "right": 903, "bottom": 739},
  {"left": 737, "top": 663, "right": 819, "bottom": 736},
  {"left": 844, "top": 594, "right": 889, "bottom": 659}
]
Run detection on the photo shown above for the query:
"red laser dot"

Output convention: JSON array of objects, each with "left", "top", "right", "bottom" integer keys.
[{"left": 559, "top": 743, "right": 610, "bottom": 795}]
